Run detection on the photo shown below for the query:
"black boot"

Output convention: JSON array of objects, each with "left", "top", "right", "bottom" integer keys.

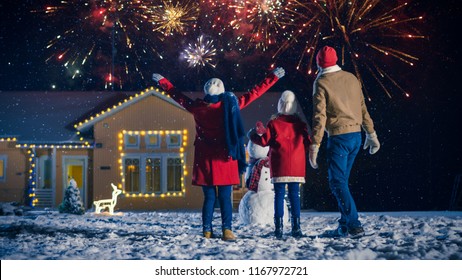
[
  {"left": 274, "top": 217, "right": 284, "bottom": 239},
  {"left": 291, "top": 217, "right": 303, "bottom": 238}
]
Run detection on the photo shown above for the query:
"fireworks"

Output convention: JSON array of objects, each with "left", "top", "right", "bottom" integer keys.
[
  {"left": 200, "top": 0, "right": 300, "bottom": 52},
  {"left": 149, "top": 0, "right": 200, "bottom": 36},
  {"left": 36, "top": 0, "right": 168, "bottom": 89},
  {"left": 182, "top": 35, "right": 217, "bottom": 69},
  {"left": 33, "top": 0, "right": 425, "bottom": 97},
  {"left": 273, "top": 0, "right": 426, "bottom": 98},
  {"left": 230, "top": 0, "right": 300, "bottom": 51}
]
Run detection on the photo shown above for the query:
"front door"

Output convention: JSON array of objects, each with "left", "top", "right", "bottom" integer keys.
[{"left": 63, "top": 156, "right": 88, "bottom": 208}]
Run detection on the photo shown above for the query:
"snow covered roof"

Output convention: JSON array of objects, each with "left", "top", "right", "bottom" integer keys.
[
  {"left": 0, "top": 89, "right": 306, "bottom": 144},
  {"left": 75, "top": 87, "right": 186, "bottom": 131},
  {"left": 0, "top": 91, "right": 134, "bottom": 143}
]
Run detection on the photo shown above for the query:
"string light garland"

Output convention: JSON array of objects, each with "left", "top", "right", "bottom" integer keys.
[
  {"left": 119, "top": 129, "right": 188, "bottom": 198},
  {"left": 0, "top": 137, "right": 17, "bottom": 142},
  {"left": 26, "top": 149, "right": 38, "bottom": 207},
  {"left": 74, "top": 87, "right": 176, "bottom": 130}
]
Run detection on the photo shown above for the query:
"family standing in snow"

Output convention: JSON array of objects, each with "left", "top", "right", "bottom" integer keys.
[{"left": 152, "top": 45, "right": 380, "bottom": 241}]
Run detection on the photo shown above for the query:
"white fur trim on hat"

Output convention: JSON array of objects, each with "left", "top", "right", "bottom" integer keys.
[
  {"left": 204, "top": 78, "right": 225, "bottom": 96},
  {"left": 277, "top": 90, "right": 297, "bottom": 115}
]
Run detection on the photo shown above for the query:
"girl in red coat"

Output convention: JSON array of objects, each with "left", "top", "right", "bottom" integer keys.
[
  {"left": 153, "top": 68, "right": 285, "bottom": 240},
  {"left": 249, "top": 90, "right": 311, "bottom": 238}
]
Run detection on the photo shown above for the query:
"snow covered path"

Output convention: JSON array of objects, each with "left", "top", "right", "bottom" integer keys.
[{"left": 1, "top": 211, "right": 461, "bottom": 260}]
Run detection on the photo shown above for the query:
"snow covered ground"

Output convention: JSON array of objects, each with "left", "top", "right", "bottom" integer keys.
[{"left": 1, "top": 209, "right": 461, "bottom": 260}]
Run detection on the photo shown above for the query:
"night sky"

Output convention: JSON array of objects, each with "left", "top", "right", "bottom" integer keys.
[{"left": 0, "top": 0, "right": 461, "bottom": 211}]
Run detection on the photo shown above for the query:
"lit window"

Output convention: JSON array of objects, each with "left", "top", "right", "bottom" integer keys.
[
  {"left": 124, "top": 134, "right": 140, "bottom": 149},
  {"left": 146, "top": 134, "right": 161, "bottom": 149},
  {"left": 146, "top": 157, "right": 161, "bottom": 193},
  {"left": 122, "top": 154, "right": 184, "bottom": 195},
  {"left": 0, "top": 155, "right": 6, "bottom": 182},
  {"left": 124, "top": 157, "right": 140, "bottom": 192},
  {"left": 167, "top": 157, "right": 182, "bottom": 192},
  {"left": 167, "top": 134, "right": 182, "bottom": 148}
]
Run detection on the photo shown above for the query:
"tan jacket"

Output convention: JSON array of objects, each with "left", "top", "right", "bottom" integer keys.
[{"left": 311, "top": 69, "right": 375, "bottom": 145}]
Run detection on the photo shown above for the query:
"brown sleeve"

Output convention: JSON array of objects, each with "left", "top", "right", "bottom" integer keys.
[{"left": 311, "top": 81, "right": 327, "bottom": 145}]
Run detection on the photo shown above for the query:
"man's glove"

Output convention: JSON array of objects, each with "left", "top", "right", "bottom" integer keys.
[
  {"left": 272, "top": 67, "right": 285, "bottom": 79},
  {"left": 363, "top": 132, "right": 380, "bottom": 154},
  {"left": 152, "top": 73, "right": 165, "bottom": 83},
  {"left": 309, "top": 144, "right": 319, "bottom": 169}
]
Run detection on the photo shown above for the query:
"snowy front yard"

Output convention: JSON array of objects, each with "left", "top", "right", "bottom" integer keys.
[{"left": 1, "top": 210, "right": 462, "bottom": 260}]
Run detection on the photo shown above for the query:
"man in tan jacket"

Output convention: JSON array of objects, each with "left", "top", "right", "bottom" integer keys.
[{"left": 309, "top": 46, "right": 380, "bottom": 238}]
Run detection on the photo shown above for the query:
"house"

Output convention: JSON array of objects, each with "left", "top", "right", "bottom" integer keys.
[{"left": 0, "top": 87, "right": 306, "bottom": 211}]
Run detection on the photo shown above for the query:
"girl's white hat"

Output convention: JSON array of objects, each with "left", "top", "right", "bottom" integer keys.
[{"left": 277, "top": 90, "right": 297, "bottom": 115}]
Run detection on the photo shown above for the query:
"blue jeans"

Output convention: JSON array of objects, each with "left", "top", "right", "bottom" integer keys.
[
  {"left": 274, "top": 183, "right": 301, "bottom": 218},
  {"left": 327, "top": 132, "right": 362, "bottom": 230},
  {"left": 202, "top": 186, "right": 232, "bottom": 232}
]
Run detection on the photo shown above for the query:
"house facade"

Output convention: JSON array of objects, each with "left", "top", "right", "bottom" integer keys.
[{"left": 0, "top": 88, "right": 306, "bottom": 211}]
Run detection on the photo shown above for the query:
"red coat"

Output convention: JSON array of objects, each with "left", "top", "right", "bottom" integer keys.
[
  {"left": 250, "top": 114, "right": 310, "bottom": 183},
  {"left": 158, "top": 73, "right": 280, "bottom": 186}
]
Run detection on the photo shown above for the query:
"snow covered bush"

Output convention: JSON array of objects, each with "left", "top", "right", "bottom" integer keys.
[{"left": 58, "top": 179, "right": 85, "bottom": 215}]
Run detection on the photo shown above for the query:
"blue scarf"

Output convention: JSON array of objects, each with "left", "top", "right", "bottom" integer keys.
[{"left": 204, "top": 92, "right": 247, "bottom": 174}]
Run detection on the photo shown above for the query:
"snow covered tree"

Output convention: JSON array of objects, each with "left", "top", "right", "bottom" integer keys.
[{"left": 59, "top": 178, "right": 85, "bottom": 215}]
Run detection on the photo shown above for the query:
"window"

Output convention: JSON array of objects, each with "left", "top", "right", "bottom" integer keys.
[
  {"left": 124, "top": 157, "right": 140, "bottom": 193},
  {"left": 146, "top": 157, "right": 161, "bottom": 193},
  {"left": 123, "top": 154, "right": 183, "bottom": 195},
  {"left": 124, "top": 134, "right": 140, "bottom": 149},
  {"left": 167, "top": 157, "right": 182, "bottom": 192},
  {"left": 146, "top": 134, "right": 161, "bottom": 149},
  {"left": 0, "top": 155, "right": 6, "bottom": 182},
  {"left": 167, "top": 133, "right": 182, "bottom": 148}
]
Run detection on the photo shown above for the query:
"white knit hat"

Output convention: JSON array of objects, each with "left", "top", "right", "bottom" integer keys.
[
  {"left": 204, "top": 78, "right": 225, "bottom": 96},
  {"left": 277, "top": 90, "right": 297, "bottom": 115}
]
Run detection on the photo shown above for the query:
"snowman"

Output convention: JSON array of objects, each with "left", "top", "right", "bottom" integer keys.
[{"left": 238, "top": 136, "right": 289, "bottom": 226}]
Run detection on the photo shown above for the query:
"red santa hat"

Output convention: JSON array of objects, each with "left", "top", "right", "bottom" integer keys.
[{"left": 316, "top": 46, "right": 338, "bottom": 68}]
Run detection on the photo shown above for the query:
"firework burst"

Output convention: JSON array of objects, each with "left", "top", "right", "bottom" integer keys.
[
  {"left": 200, "top": 0, "right": 300, "bottom": 52},
  {"left": 182, "top": 35, "right": 217, "bottom": 69},
  {"left": 149, "top": 0, "right": 200, "bottom": 36},
  {"left": 34, "top": 0, "right": 168, "bottom": 89},
  {"left": 273, "top": 0, "right": 426, "bottom": 98},
  {"left": 230, "top": 0, "right": 300, "bottom": 51}
]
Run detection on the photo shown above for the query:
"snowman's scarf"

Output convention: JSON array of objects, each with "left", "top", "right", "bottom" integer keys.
[
  {"left": 204, "top": 92, "right": 247, "bottom": 174},
  {"left": 246, "top": 157, "right": 270, "bottom": 192}
]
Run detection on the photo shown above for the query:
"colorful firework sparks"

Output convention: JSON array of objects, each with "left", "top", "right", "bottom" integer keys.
[
  {"left": 272, "top": 0, "right": 426, "bottom": 98},
  {"left": 34, "top": 0, "right": 169, "bottom": 89},
  {"left": 230, "top": 0, "right": 301, "bottom": 51},
  {"left": 149, "top": 0, "right": 200, "bottom": 36},
  {"left": 200, "top": 0, "right": 300, "bottom": 52},
  {"left": 182, "top": 35, "right": 217, "bottom": 69}
]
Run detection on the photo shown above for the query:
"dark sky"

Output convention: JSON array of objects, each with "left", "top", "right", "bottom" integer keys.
[{"left": 0, "top": 0, "right": 461, "bottom": 211}]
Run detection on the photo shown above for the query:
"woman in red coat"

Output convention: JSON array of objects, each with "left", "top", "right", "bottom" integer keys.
[
  {"left": 249, "top": 90, "right": 311, "bottom": 238},
  {"left": 153, "top": 68, "right": 285, "bottom": 240}
]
